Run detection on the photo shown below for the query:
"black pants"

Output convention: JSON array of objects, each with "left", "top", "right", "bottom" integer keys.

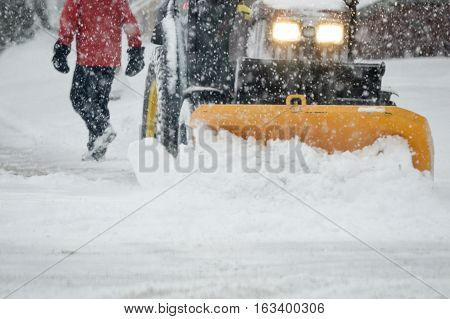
[{"left": 70, "top": 65, "right": 115, "bottom": 139}]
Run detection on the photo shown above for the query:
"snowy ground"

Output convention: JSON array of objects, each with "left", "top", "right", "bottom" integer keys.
[{"left": 0, "top": 32, "right": 449, "bottom": 298}]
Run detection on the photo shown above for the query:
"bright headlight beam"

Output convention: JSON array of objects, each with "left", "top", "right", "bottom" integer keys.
[
  {"left": 272, "top": 21, "right": 301, "bottom": 43},
  {"left": 316, "top": 23, "right": 344, "bottom": 45}
]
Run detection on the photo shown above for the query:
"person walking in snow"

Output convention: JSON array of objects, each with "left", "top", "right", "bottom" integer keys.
[{"left": 52, "top": 0, "right": 145, "bottom": 161}]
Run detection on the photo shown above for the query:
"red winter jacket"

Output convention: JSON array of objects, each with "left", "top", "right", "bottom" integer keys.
[{"left": 58, "top": 0, "right": 142, "bottom": 67}]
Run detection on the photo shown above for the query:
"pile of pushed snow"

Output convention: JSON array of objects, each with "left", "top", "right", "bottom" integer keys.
[
  {"left": 129, "top": 128, "right": 429, "bottom": 200},
  {"left": 129, "top": 128, "right": 421, "bottom": 183}
]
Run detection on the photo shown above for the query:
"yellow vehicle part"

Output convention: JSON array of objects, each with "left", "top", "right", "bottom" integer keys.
[
  {"left": 190, "top": 95, "right": 434, "bottom": 173},
  {"left": 236, "top": 3, "right": 252, "bottom": 20},
  {"left": 145, "top": 80, "right": 158, "bottom": 138}
]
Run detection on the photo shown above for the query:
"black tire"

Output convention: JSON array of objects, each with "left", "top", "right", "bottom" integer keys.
[
  {"left": 141, "top": 44, "right": 181, "bottom": 156},
  {"left": 155, "top": 45, "right": 181, "bottom": 157}
]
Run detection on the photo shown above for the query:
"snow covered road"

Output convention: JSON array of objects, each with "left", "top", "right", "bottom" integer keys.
[{"left": 0, "top": 33, "right": 449, "bottom": 298}]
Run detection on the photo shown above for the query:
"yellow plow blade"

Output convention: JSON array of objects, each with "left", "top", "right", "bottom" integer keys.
[{"left": 190, "top": 102, "right": 434, "bottom": 173}]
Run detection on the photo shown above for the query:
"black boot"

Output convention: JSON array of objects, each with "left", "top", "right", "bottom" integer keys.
[
  {"left": 82, "top": 133, "right": 97, "bottom": 161},
  {"left": 82, "top": 126, "right": 116, "bottom": 161},
  {"left": 91, "top": 125, "right": 117, "bottom": 161}
]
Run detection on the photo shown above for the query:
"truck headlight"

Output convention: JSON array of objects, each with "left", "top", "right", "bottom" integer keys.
[
  {"left": 316, "top": 23, "right": 344, "bottom": 45},
  {"left": 272, "top": 21, "right": 301, "bottom": 43}
]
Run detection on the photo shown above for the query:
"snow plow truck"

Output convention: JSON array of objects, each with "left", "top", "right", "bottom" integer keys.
[{"left": 141, "top": 0, "right": 434, "bottom": 173}]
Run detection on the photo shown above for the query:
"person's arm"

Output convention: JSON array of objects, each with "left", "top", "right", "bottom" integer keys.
[
  {"left": 122, "top": 0, "right": 145, "bottom": 76},
  {"left": 58, "top": 0, "right": 78, "bottom": 46},
  {"left": 122, "top": 0, "right": 142, "bottom": 48},
  {"left": 52, "top": 0, "right": 78, "bottom": 73}
]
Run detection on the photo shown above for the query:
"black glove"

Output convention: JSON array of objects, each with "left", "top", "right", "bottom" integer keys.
[
  {"left": 52, "top": 41, "right": 70, "bottom": 74},
  {"left": 125, "top": 46, "right": 145, "bottom": 77}
]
